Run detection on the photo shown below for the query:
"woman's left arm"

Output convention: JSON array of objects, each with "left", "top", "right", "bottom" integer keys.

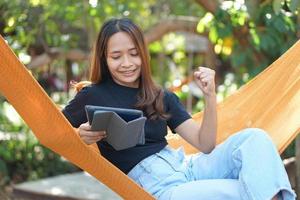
[{"left": 175, "top": 67, "right": 217, "bottom": 153}]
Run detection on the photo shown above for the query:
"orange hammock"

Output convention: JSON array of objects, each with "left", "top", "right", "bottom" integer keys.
[{"left": 0, "top": 35, "right": 300, "bottom": 199}]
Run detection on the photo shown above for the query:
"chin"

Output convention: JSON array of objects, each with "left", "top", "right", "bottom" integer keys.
[
  {"left": 122, "top": 74, "right": 139, "bottom": 81},
  {"left": 126, "top": 79, "right": 139, "bottom": 86},
  {"left": 118, "top": 76, "right": 139, "bottom": 87}
]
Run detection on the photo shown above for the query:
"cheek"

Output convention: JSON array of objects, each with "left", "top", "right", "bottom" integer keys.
[
  {"left": 134, "top": 57, "right": 142, "bottom": 68},
  {"left": 106, "top": 59, "right": 119, "bottom": 71}
]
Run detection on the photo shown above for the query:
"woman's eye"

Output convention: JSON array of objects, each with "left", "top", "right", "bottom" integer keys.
[
  {"left": 131, "top": 53, "right": 139, "bottom": 56},
  {"left": 111, "top": 56, "right": 120, "bottom": 60}
]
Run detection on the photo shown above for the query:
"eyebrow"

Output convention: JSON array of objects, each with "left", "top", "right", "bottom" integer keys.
[{"left": 109, "top": 47, "right": 137, "bottom": 54}]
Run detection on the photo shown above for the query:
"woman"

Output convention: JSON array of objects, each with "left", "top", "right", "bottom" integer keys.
[{"left": 62, "top": 18, "right": 296, "bottom": 200}]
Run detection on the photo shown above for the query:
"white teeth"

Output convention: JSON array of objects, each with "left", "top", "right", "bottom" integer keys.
[{"left": 123, "top": 70, "right": 135, "bottom": 74}]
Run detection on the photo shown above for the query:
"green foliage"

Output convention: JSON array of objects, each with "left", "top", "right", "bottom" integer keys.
[
  {"left": 0, "top": 158, "right": 9, "bottom": 186},
  {"left": 282, "top": 140, "right": 296, "bottom": 159},
  {"left": 0, "top": 131, "right": 79, "bottom": 185},
  {"left": 0, "top": 100, "right": 79, "bottom": 185},
  {"left": 197, "top": 1, "right": 299, "bottom": 83},
  {"left": 149, "top": 33, "right": 191, "bottom": 85},
  {"left": 0, "top": 0, "right": 157, "bottom": 51}
]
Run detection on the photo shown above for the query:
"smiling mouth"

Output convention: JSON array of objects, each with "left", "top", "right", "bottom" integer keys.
[{"left": 121, "top": 69, "right": 136, "bottom": 76}]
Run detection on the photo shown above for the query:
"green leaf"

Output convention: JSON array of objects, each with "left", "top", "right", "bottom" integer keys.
[
  {"left": 209, "top": 26, "right": 218, "bottom": 43},
  {"left": 216, "top": 23, "right": 232, "bottom": 38},
  {"left": 250, "top": 28, "right": 260, "bottom": 47},
  {"left": 197, "top": 13, "right": 214, "bottom": 33},
  {"left": 273, "top": 16, "right": 286, "bottom": 33},
  {"left": 273, "top": 0, "right": 283, "bottom": 15},
  {"left": 197, "top": 20, "right": 205, "bottom": 33},
  {"left": 149, "top": 41, "right": 163, "bottom": 53}
]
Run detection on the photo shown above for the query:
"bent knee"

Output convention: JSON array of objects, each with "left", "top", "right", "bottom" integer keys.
[
  {"left": 245, "top": 127, "right": 269, "bottom": 137},
  {"left": 241, "top": 128, "right": 273, "bottom": 142},
  {"left": 234, "top": 128, "right": 270, "bottom": 140}
]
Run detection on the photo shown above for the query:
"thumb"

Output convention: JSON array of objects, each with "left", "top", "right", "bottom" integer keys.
[
  {"left": 194, "top": 72, "right": 205, "bottom": 91},
  {"left": 80, "top": 122, "right": 91, "bottom": 131}
]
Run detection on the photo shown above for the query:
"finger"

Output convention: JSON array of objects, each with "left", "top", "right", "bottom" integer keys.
[
  {"left": 79, "top": 122, "right": 91, "bottom": 131},
  {"left": 86, "top": 134, "right": 106, "bottom": 139},
  {"left": 195, "top": 71, "right": 210, "bottom": 81},
  {"left": 93, "top": 131, "right": 107, "bottom": 137},
  {"left": 194, "top": 71, "right": 201, "bottom": 78},
  {"left": 202, "top": 76, "right": 211, "bottom": 84},
  {"left": 198, "top": 67, "right": 215, "bottom": 75},
  {"left": 198, "top": 80, "right": 206, "bottom": 89},
  {"left": 82, "top": 137, "right": 99, "bottom": 145},
  {"left": 194, "top": 71, "right": 209, "bottom": 90},
  {"left": 82, "top": 134, "right": 107, "bottom": 144},
  {"left": 200, "top": 73, "right": 210, "bottom": 79},
  {"left": 198, "top": 66, "right": 210, "bottom": 72},
  {"left": 194, "top": 72, "right": 204, "bottom": 82},
  {"left": 79, "top": 130, "right": 96, "bottom": 137},
  {"left": 80, "top": 130, "right": 106, "bottom": 137},
  {"left": 90, "top": 130, "right": 106, "bottom": 136},
  {"left": 200, "top": 81, "right": 208, "bottom": 87},
  {"left": 201, "top": 77, "right": 214, "bottom": 85},
  {"left": 93, "top": 134, "right": 107, "bottom": 140}
]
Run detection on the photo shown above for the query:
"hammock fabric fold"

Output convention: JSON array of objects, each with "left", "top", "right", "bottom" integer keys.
[{"left": 0, "top": 34, "right": 299, "bottom": 199}]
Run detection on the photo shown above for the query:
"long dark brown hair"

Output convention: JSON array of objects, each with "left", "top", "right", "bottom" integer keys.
[{"left": 86, "top": 18, "right": 168, "bottom": 120}]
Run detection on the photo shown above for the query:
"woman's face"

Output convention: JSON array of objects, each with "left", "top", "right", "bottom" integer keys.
[{"left": 106, "top": 31, "right": 142, "bottom": 88}]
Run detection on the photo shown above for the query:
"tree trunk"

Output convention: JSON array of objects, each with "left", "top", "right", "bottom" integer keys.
[
  {"left": 194, "top": 0, "right": 218, "bottom": 14},
  {"left": 65, "top": 59, "right": 73, "bottom": 93}
]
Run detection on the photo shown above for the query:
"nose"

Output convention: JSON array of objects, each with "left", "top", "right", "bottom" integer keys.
[{"left": 121, "top": 55, "right": 133, "bottom": 68}]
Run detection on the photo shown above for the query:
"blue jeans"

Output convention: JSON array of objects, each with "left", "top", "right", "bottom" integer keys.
[{"left": 128, "top": 128, "right": 296, "bottom": 200}]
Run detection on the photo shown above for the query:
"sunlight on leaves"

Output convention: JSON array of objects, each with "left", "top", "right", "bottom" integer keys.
[{"left": 197, "top": 12, "right": 214, "bottom": 33}]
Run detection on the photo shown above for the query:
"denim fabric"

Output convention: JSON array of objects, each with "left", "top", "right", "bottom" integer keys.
[{"left": 128, "top": 128, "right": 296, "bottom": 200}]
